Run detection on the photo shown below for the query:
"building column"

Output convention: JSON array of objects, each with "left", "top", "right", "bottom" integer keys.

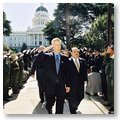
[
  {"left": 27, "top": 34, "right": 31, "bottom": 47},
  {"left": 41, "top": 33, "right": 44, "bottom": 45}
]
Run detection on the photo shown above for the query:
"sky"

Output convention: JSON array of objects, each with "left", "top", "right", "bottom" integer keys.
[{"left": 3, "top": 3, "right": 58, "bottom": 31}]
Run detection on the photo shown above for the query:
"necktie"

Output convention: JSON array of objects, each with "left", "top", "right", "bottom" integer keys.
[
  {"left": 55, "top": 54, "right": 60, "bottom": 74},
  {"left": 75, "top": 58, "right": 80, "bottom": 72}
]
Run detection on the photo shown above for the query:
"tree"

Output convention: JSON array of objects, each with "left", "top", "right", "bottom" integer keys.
[
  {"left": 66, "top": 3, "right": 70, "bottom": 49},
  {"left": 107, "top": 3, "right": 114, "bottom": 45},
  {"left": 44, "top": 3, "right": 113, "bottom": 49},
  {"left": 43, "top": 21, "right": 60, "bottom": 43},
  {"left": 84, "top": 14, "right": 114, "bottom": 51},
  {"left": 21, "top": 42, "right": 27, "bottom": 52},
  {"left": 3, "top": 11, "right": 12, "bottom": 36},
  {"left": 44, "top": 3, "right": 91, "bottom": 48}
]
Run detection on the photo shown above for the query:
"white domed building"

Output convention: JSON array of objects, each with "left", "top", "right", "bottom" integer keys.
[{"left": 4, "top": 5, "right": 50, "bottom": 51}]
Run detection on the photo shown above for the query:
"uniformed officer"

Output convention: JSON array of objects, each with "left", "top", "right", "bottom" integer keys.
[
  {"left": 3, "top": 54, "right": 11, "bottom": 101},
  {"left": 17, "top": 52, "right": 24, "bottom": 89},
  {"left": 10, "top": 53, "right": 20, "bottom": 94},
  {"left": 105, "top": 45, "right": 114, "bottom": 114}
]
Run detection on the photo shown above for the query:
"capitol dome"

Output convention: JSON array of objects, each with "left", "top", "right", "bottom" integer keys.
[
  {"left": 32, "top": 5, "right": 49, "bottom": 28},
  {"left": 36, "top": 6, "right": 48, "bottom": 12}
]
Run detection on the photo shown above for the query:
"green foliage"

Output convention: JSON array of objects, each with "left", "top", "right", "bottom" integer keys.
[
  {"left": 20, "top": 42, "right": 27, "bottom": 52},
  {"left": 43, "top": 3, "right": 114, "bottom": 50},
  {"left": 44, "top": 3, "right": 93, "bottom": 48},
  {"left": 3, "top": 11, "right": 12, "bottom": 36},
  {"left": 43, "top": 21, "right": 61, "bottom": 43},
  {"left": 84, "top": 14, "right": 114, "bottom": 51}
]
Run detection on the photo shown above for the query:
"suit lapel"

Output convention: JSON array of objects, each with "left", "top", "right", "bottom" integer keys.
[
  {"left": 78, "top": 58, "right": 82, "bottom": 73},
  {"left": 51, "top": 53, "right": 57, "bottom": 74},
  {"left": 70, "top": 57, "right": 82, "bottom": 73},
  {"left": 70, "top": 58, "right": 78, "bottom": 73}
]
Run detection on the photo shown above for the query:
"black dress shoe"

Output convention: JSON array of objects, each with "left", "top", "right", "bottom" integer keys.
[
  {"left": 40, "top": 100, "right": 44, "bottom": 103},
  {"left": 48, "top": 109, "right": 52, "bottom": 114},
  {"left": 108, "top": 107, "right": 114, "bottom": 114},
  {"left": 71, "top": 111, "right": 77, "bottom": 114},
  {"left": 108, "top": 111, "right": 114, "bottom": 114}
]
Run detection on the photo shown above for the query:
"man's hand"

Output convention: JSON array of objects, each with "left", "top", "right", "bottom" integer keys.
[
  {"left": 65, "top": 87, "right": 70, "bottom": 93},
  {"left": 84, "top": 81, "right": 87, "bottom": 87},
  {"left": 43, "top": 45, "right": 53, "bottom": 53}
]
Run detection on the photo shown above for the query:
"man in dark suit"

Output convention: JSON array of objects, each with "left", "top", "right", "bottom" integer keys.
[
  {"left": 91, "top": 50, "right": 103, "bottom": 71},
  {"left": 68, "top": 47, "right": 88, "bottom": 114},
  {"left": 105, "top": 45, "right": 114, "bottom": 114},
  {"left": 30, "top": 46, "right": 45, "bottom": 103},
  {"left": 31, "top": 38, "right": 70, "bottom": 114}
]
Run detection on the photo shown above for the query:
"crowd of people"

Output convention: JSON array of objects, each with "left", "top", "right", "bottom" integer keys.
[
  {"left": 3, "top": 49, "right": 31, "bottom": 101},
  {"left": 3, "top": 38, "right": 114, "bottom": 114}
]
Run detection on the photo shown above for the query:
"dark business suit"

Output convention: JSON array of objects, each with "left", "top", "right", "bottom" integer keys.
[
  {"left": 30, "top": 52, "right": 45, "bottom": 102},
  {"left": 91, "top": 54, "right": 103, "bottom": 71},
  {"left": 32, "top": 51, "right": 70, "bottom": 114},
  {"left": 68, "top": 57, "right": 88, "bottom": 114}
]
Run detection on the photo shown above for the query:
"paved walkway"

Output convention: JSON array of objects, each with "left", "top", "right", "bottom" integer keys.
[{"left": 3, "top": 77, "right": 109, "bottom": 114}]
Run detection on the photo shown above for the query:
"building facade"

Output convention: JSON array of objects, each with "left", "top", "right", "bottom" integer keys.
[{"left": 4, "top": 5, "right": 50, "bottom": 51}]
